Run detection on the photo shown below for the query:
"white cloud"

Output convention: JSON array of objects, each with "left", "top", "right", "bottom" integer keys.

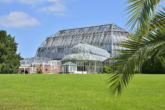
[
  {"left": 0, "top": 12, "right": 41, "bottom": 28},
  {"left": 38, "top": 2, "right": 66, "bottom": 12},
  {"left": 18, "top": 0, "right": 67, "bottom": 15},
  {"left": 0, "top": 0, "right": 68, "bottom": 15}
]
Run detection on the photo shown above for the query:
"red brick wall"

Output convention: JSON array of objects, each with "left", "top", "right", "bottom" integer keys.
[
  {"left": 36, "top": 65, "right": 61, "bottom": 74},
  {"left": 35, "top": 65, "right": 52, "bottom": 72}
]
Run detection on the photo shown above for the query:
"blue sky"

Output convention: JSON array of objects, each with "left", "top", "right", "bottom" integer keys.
[{"left": 0, "top": 0, "right": 128, "bottom": 58}]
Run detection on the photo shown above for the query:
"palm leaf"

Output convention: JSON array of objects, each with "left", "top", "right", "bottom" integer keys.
[
  {"left": 125, "top": 0, "right": 162, "bottom": 31},
  {"left": 109, "top": 11, "right": 165, "bottom": 95}
]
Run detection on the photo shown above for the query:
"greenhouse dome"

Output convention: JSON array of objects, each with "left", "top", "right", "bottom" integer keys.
[
  {"left": 61, "top": 43, "right": 110, "bottom": 74},
  {"left": 61, "top": 43, "right": 110, "bottom": 62},
  {"left": 70, "top": 43, "right": 110, "bottom": 58}
]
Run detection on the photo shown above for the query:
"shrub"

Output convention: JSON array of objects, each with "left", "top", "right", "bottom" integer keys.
[
  {"left": 38, "top": 69, "right": 43, "bottom": 74},
  {"left": 142, "top": 56, "right": 165, "bottom": 74},
  {"left": 103, "top": 66, "right": 113, "bottom": 74}
]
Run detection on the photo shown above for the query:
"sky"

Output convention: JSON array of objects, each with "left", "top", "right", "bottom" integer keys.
[{"left": 0, "top": 0, "right": 129, "bottom": 58}]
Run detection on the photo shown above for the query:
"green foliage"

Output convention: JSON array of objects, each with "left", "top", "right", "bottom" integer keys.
[
  {"left": 125, "top": 0, "right": 161, "bottom": 31},
  {"left": 0, "top": 30, "right": 21, "bottom": 74},
  {"left": 38, "top": 69, "right": 43, "bottom": 74},
  {"left": 142, "top": 56, "right": 165, "bottom": 73},
  {"left": 103, "top": 66, "right": 113, "bottom": 73},
  {"left": 109, "top": 0, "right": 165, "bottom": 95}
]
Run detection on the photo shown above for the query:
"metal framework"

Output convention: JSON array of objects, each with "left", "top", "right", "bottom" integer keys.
[
  {"left": 61, "top": 43, "right": 110, "bottom": 62},
  {"left": 36, "top": 23, "right": 128, "bottom": 60}
]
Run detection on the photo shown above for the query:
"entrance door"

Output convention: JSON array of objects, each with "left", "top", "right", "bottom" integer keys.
[
  {"left": 64, "top": 66, "right": 69, "bottom": 74},
  {"left": 21, "top": 70, "right": 28, "bottom": 74},
  {"left": 66, "top": 66, "right": 68, "bottom": 73}
]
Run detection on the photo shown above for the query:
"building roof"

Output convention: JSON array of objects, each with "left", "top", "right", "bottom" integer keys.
[
  {"left": 61, "top": 53, "right": 108, "bottom": 62},
  {"left": 36, "top": 23, "right": 128, "bottom": 60},
  {"left": 71, "top": 43, "right": 110, "bottom": 58},
  {"left": 62, "top": 62, "right": 76, "bottom": 66},
  {"left": 20, "top": 57, "right": 60, "bottom": 66},
  {"left": 61, "top": 43, "right": 110, "bottom": 62}
]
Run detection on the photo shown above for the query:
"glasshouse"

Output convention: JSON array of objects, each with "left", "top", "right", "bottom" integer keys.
[
  {"left": 19, "top": 23, "right": 128, "bottom": 74},
  {"left": 61, "top": 43, "right": 110, "bottom": 74},
  {"left": 36, "top": 23, "right": 128, "bottom": 60}
]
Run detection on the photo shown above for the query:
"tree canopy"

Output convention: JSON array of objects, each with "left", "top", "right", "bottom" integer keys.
[{"left": 0, "top": 30, "right": 21, "bottom": 73}]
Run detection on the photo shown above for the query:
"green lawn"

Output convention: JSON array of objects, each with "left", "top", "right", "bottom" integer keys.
[{"left": 0, "top": 74, "right": 165, "bottom": 110}]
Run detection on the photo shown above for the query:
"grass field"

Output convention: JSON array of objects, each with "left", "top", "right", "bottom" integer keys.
[{"left": 0, "top": 74, "right": 165, "bottom": 110}]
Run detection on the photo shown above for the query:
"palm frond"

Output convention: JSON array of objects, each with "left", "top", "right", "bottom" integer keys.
[
  {"left": 151, "top": 7, "right": 165, "bottom": 29},
  {"left": 109, "top": 11, "right": 165, "bottom": 95},
  {"left": 125, "top": 0, "right": 162, "bottom": 31}
]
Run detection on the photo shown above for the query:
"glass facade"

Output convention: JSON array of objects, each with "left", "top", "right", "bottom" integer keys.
[
  {"left": 20, "top": 57, "right": 61, "bottom": 66},
  {"left": 61, "top": 60, "right": 103, "bottom": 74},
  {"left": 36, "top": 24, "right": 128, "bottom": 60},
  {"left": 61, "top": 43, "right": 110, "bottom": 74}
]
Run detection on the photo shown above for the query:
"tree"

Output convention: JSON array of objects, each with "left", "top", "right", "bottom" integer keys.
[
  {"left": 142, "top": 56, "right": 165, "bottom": 73},
  {"left": 38, "top": 69, "right": 43, "bottom": 74},
  {"left": 109, "top": 0, "right": 165, "bottom": 95},
  {"left": 0, "top": 30, "right": 21, "bottom": 73}
]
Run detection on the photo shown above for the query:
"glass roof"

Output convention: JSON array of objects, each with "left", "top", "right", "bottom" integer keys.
[
  {"left": 20, "top": 57, "right": 51, "bottom": 65},
  {"left": 62, "top": 62, "right": 76, "bottom": 66},
  {"left": 61, "top": 53, "right": 107, "bottom": 62},
  {"left": 71, "top": 43, "right": 110, "bottom": 58},
  {"left": 20, "top": 57, "right": 61, "bottom": 66}
]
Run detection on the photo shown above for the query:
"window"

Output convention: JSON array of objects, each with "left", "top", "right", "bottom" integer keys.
[
  {"left": 77, "top": 61, "right": 81, "bottom": 65},
  {"left": 58, "top": 48, "right": 64, "bottom": 52},
  {"left": 51, "top": 49, "right": 56, "bottom": 53},
  {"left": 84, "top": 61, "right": 89, "bottom": 66},
  {"left": 77, "top": 66, "right": 83, "bottom": 71},
  {"left": 90, "top": 61, "right": 95, "bottom": 66},
  {"left": 96, "top": 61, "right": 100, "bottom": 66},
  {"left": 46, "top": 69, "right": 47, "bottom": 71},
  {"left": 70, "top": 66, "right": 76, "bottom": 72},
  {"left": 80, "top": 61, "right": 84, "bottom": 66}
]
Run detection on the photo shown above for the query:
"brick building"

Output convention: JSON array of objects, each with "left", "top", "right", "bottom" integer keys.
[{"left": 19, "top": 57, "right": 61, "bottom": 74}]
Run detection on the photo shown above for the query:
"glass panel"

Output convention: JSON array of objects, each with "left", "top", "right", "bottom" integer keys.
[
  {"left": 58, "top": 48, "right": 64, "bottom": 52},
  {"left": 62, "top": 67, "right": 64, "bottom": 72},
  {"left": 90, "top": 61, "right": 95, "bottom": 66},
  {"left": 96, "top": 61, "right": 99, "bottom": 66},
  {"left": 77, "top": 61, "right": 80, "bottom": 65},
  {"left": 77, "top": 66, "right": 83, "bottom": 71},
  {"left": 80, "top": 61, "right": 84, "bottom": 66},
  {"left": 70, "top": 66, "right": 76, "bottom": 72}
]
